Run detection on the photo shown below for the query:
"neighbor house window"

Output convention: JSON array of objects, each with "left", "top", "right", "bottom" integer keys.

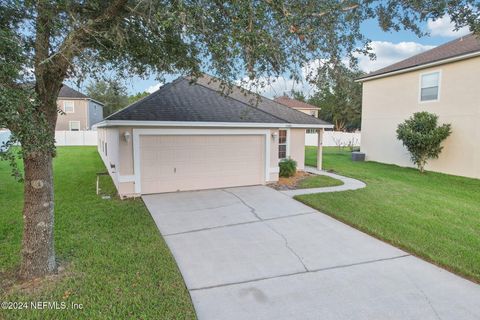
[
  {"left": 420, "top": 72, "right": 440, "bottom": 102},
  {"left": 69, "top": 121, "right": 80, "bottom": 131},
  {"left": 64, "top": 101, "right": 75, "bottom": 113},
  {"left": 278, "top": 129, "right": 287, "bottom": 159}
]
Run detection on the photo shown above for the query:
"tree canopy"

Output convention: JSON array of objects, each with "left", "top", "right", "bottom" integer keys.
[
  {"left": 308, "top": 63, "right": 364, "bottom": 131},
  {"left": 86, "top": 79, "right": 129, "bottom": 117}
]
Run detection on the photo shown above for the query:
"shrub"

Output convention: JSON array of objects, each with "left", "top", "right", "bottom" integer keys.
[
  {"left": 396, "top": 112, "right": 451, "bottom": 173},
  {"left": 279, "top": 158, "right": 297, "bottom": 177}
]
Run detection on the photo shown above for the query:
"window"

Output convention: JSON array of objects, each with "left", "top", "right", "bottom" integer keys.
[
  {"left": 306, "top": 129, "right": 317, "bottom": 134},
  {"left": 420, "top": 72, "right": 440, "bottom": 102},
  {"left": 278, "top": 129, "right": 287, "bottom": 159},
  {"left": 64, "top": 101, "right": 75, "bottom": 113},
  {"left": 69, "top": 121, "right": 80, "bottom": 131},
  {"left": 105, "top": 142, "right": 107, "bottom": 156}
]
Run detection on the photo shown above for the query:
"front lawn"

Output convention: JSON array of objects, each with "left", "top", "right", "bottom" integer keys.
[
  {"left": 297, "top": 175, "right": 343, "bottom": 189},
  {"left": 299, "top": 147, "right": 480, "bottom": 283},
  {"left": 0, "top": 147, "right": 195, "bottom": 319}
]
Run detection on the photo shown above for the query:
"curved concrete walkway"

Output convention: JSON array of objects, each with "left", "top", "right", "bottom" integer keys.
[{"left": 281, "top": 166, "right": 366, "bottom": 197}]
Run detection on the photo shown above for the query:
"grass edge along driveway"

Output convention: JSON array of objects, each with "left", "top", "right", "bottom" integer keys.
[
  {"left": 298, "top": 147, "right": 480, "bottom": 283},
  {"left": 0, "top": 147, "right": 196, "bottom": 320}
]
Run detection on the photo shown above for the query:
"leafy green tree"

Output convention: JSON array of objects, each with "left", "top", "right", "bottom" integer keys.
[
  {"left": 0, "top": 0, "right": 478, "bottom": 280},
  {"left": 397, "top": 112, "right": 452, "bottom": 173},
  {"left": 308, "top": 63, "right": 364, "bottom": 131},
  {"left": 128, "top": 91, "right": 150, "bottom": 105},
  {"left": 86, "top": 79, "right": 129, "bottom": 117}
]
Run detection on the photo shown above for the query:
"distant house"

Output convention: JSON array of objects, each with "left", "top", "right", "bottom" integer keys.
[
  {"left": 56, "top": 84, "right": 104, "bottom": 131},
  {"left": 274, "top": 96, "right": 321, "bottom": 134},
  {"left": 274, "top": 96, "right": 320, "bottom": 117},
  {"left": 358, "top": 34, "right": 480, "bottom": 179}
]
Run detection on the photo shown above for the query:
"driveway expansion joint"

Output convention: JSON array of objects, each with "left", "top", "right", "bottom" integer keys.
[{"left": 189, "top": 254, "right": 411, "bottom": 292}]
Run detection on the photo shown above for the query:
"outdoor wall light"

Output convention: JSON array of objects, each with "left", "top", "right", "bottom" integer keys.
[
  {"left": 271, "top": 132, "right": 278, "bottom": 141},
  {"left": 123, "top": 131, "right": 131, "bottom": 142}
]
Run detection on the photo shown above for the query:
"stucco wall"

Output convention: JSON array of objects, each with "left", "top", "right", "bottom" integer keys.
[
  {"left": 289, "top": 128, "right": 306, "bottom": 170},
  {"left": 361, "top": 56, "right": 480, "bottom": 179},
  {"left": 56, "top": 99, "right": 88, "bottom": 131}
]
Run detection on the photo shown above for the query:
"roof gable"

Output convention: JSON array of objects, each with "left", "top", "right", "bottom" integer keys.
[{"left": 359, "top": 34, "right": 480, "bottom": 81}]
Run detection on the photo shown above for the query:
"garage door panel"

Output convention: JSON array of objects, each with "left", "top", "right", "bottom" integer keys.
[{"left": 140, "top": 135, "right": 265, "bottom": 194}]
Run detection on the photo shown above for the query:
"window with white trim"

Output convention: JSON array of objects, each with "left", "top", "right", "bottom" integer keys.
[
  {"left": 69, "top": 121, "right": 80, "bottom": 131},
  {"left": 64, "top": 101, "right": 75, "bottom": 113},
  {"left": 420, "top": 72, "right": 440, "bottom": 102},
  {"left": 278, "top": 129, "right": 287, "bottom": 159},
  {"left": 306, "top": 129, "right": 317, "bottom": 134}
]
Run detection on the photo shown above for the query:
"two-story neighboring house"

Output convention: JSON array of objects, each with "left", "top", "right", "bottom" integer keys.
[
  {"left": 358, "top": 34, "right": 480, "bottom": 179},
  {"left": 274, "top": 96, "right": 320, "bottom": 117},
  {"left": 56, "top": 84, "right": 104, "bottom": 131},
  {"left": 274, "top": 96, "right": 321, "bottom": 134}
]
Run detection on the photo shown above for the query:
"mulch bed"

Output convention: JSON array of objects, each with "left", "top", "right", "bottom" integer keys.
[{"left": 268, "top": 171, "right": 313, "bottom": 190}]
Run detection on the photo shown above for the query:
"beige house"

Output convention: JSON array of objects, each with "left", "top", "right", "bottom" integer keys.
[
  {"left": 274, "top": 96, "right": 320, "bottom": 117},
  {"left": 358, "top": 34, "right": 480, "bottom": 179},
  {"left": 56, "top": 84, "right": 104, "bottom": 131},
  {"left": 96, "top": 75, "right": 332, "bottom": 198}
]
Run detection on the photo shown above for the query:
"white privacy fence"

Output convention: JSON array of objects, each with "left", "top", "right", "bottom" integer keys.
[
  {"left": 306, "top": 131, "right": 361, "bottom": 147},
  {"left": 55, "top": 131, "right": 98, "bottom": 146},
  {"left": 0, "top": 130, "right": 97, "bottom": 148}
]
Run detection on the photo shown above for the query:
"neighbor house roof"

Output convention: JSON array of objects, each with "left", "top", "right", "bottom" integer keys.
[
  {"left": 58, "top": 84, "right": 105, "bottom": 105},
  {"left": 58, "top": 84, "right": 89, "bottom": 99},
  {"left": 274, "top": 96, "right": 319, "bottom": 110},
  {"left": 358, "top": 34, "right": 480, "bottom": 81},
  {"left": 106, "top": 75, "right": 331, "bottom": 127}
]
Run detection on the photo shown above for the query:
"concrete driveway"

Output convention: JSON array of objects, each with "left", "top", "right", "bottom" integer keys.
[{"left": 143, "top": 186, "right": 480, "bottom": 320}]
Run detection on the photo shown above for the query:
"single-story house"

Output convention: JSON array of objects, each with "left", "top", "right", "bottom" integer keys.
[
  {"left": 56, "top": 84, "right": 104, "bottom": 131},
  {"left": 358, "top": 34, "right": 480, "bottom": 179},
  {"left": 95, "top": 75, "right": 332, "bottom": 198}
]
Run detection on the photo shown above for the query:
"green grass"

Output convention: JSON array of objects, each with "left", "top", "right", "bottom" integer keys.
[
  {"left": 0, "top": 147, "right": 195, "bottom": 319},
  {"left": 298, "top": 146, "right": 480, "bottom": 283},
  {"left": 297, "top": 175, "right": 343, "bottom": 189}
]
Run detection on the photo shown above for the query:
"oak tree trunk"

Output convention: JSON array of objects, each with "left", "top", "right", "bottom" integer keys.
[{"left": 19, "top": 151, "right": 56, "bottom": 279}]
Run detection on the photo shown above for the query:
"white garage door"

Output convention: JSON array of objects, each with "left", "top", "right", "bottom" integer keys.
[{"left": 139, "top": 135, "right": 266, "bottom": 194}]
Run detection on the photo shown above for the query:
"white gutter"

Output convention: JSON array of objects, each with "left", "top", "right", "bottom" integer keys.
[
  {"left": 94, "top": 120, "right": 334, "bottom": 129},
  {"left": 357, "top": 51, "right": 480, "bottom": 82}
]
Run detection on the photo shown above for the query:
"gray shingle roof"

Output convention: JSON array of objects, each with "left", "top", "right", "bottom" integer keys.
[
  {"left": 359, "top": 34, "right": 480, "bottom": 81},
  {"left": 107, "top": 76, "right": 331, "bottom": 126},
  {"left": 58, "top": 84, "right": 89, "bottom": 99}
]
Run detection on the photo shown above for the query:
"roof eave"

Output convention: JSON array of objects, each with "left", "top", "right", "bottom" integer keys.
[
  {"left": 94, "top": 120, "right": 333, "bottom": 129},
  {"left": 356, "top": 51, "right": 480, "bottom": 82}
]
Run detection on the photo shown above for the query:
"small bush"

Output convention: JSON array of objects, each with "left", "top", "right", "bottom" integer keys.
[
  {"left": 279, "top": 158, "right": 297, "bottom": 177},
  {"left": 396, "top": 112, "right": 451, "bottom": 173}
]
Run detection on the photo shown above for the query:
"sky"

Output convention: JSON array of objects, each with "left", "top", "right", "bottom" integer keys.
[{"left": 71, "top": 14, "right": 471, "bottom": 98}]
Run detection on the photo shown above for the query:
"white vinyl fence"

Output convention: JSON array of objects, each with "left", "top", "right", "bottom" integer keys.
[
  {"left": 55, "top": 131, "right": 98, "bottom": 146},
  {"left": 306, "top": 131, "right": 361, "bottom": 147},
  {"left": 1, "top": 130, "right": 97, "bottom": 147}
]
